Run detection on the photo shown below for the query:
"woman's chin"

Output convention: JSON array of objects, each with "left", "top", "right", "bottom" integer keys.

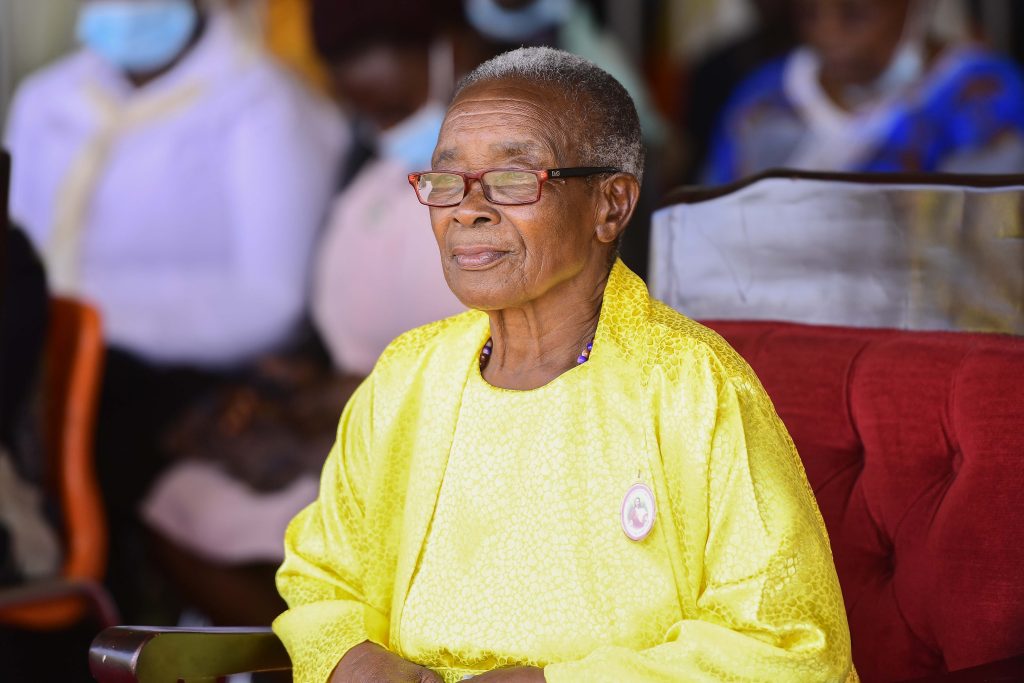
[
  {"left": 451, "top": 290, "right": 515, "bottom": 312},
  {"left": 442, "top": 259, "right": 519, "bottom": 310},
  {"left": 445, "top": 279, "right": 521, "bottom": 312}
]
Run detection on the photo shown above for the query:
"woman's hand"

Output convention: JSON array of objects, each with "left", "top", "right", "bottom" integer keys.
[
  {"left": 330, "top": 641, "right": 442, "bottom": 683},
  {"left": 469, "top": 666, "right": 546, "bottom": 682}
]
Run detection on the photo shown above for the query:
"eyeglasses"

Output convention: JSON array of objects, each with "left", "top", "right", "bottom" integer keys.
[{"left": 407, "top": 167, "right": 620, "bottom": 207}]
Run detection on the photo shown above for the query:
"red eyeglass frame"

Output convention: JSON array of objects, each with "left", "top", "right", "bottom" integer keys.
[{"left": 407, "top": 167, "right": 620, "bottom": 207}]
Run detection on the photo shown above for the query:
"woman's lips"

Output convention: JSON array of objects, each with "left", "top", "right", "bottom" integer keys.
[{"left": 451, "top": 246, "right": 508, "bottom": 269}]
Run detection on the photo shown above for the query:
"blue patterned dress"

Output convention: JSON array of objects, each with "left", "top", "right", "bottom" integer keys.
[{"left": 707, "top": 46, "right": 1024, "bottom": 184}]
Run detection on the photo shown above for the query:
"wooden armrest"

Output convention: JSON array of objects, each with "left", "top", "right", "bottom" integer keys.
[{"left": 89, "top": 625, "right": 291, "bottom": 683}]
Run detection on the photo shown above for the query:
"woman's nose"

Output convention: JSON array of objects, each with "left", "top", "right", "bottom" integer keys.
[{"left": 452, "top": 178, "right": 499, "bottom": 226}]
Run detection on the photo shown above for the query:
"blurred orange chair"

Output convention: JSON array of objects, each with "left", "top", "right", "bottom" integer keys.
[{"left": 0, "top": 296, "right": 118, "bottom": 629}]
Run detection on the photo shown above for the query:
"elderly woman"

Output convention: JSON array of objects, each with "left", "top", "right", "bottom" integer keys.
[{"left": 275, "top": 47, "right": 854, "bottom": 683}]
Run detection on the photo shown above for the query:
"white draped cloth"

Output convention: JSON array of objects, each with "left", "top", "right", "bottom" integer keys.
[{"left": 651, "top": 176, "right": 1024, "bottom": 335}]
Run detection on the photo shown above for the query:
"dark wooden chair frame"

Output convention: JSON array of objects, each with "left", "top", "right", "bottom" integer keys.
[{"left": 90, "top": 626, "right": 289, "bottom": 682}]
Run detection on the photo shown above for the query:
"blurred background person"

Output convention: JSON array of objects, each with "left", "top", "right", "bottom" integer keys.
[
  {"left": 0, "top": 228, "right": 89, "bottom": 682},
  {"left": 308, "top": 0, "right": 469, "bottom": 374},
  {"left": 706, "top": 0, "right": 1024, "bottom": 184},
  {"left": 678, "top": 0, "right": 797, "bottom": 182},
  {"left": 0, "top": 229, "right": 59, "bottom": 602},
  {"left": 136, "top": 0, "right": 470, "bottom": 628},
  {"left": 4, "top": 0, "right": 346, "bottom": 621}
]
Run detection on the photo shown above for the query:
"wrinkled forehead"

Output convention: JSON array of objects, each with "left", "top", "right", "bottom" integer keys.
[{"left": 433, "top": 79, "right": 577, "bottom": 170}]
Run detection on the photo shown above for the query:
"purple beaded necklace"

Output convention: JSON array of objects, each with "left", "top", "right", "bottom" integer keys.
[{"left": 479, "top": 338, "right": 594, "bottom": 370}]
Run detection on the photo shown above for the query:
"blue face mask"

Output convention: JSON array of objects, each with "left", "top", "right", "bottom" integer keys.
[{"left": 76, "top": 0, "right": 199, "bottom": 73}]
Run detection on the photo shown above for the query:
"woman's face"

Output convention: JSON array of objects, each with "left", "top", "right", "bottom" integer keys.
[
  {"left": 794, "top": 0, "right": 912, "bottom": 85},
  {"left": 428, "top": 80, "right": 607, "bottom": 311}
]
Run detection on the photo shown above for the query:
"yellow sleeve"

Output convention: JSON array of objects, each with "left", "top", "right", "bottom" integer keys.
[
  {"left": 544, "top": 375, "right": 854, "bottom": 683},
  {"left": 273, "top": 378, "right": 389, "bottom": 683}
]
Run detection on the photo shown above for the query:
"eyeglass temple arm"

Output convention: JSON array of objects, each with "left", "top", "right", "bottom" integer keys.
[{"left": 547, "top": 167, "right": 620, "bottom": 178}]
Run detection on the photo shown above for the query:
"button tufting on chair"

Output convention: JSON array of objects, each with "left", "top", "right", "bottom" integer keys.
[{"left": 703, "top": 320, "right": 1024, "bottom": 682}]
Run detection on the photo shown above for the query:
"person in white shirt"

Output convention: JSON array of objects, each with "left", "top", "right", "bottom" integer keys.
[
  {"left": 3, "top": 0, "right": 346, "bottom": 620},
  {"left": 6, "top": 0, "right": 345, "bottom": 365}
]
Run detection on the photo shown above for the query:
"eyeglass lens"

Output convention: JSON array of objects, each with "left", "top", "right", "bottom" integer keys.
[{"left": 416, "top": 171, "right": 541, "bottom": 206}]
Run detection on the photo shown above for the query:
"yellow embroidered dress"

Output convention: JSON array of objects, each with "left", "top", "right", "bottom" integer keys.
[{"left": 274, "top": 261, "right": 854, "bottom": 683}]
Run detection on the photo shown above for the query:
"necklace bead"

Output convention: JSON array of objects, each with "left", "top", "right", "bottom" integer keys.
[
  {"left": 576, "top": 341, "right": 594, "bottom": 364},
  {"left": 479, "top": 338, "right": 594, "bottom": 370}
]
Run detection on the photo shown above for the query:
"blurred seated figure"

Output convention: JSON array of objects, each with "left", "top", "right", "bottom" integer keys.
[
  {"left": 707, "top": 0, "right": 1024, "bottom": 184},
  {"left": 309, "top": 0, "right": 467, "bottom": 375},
  {"left": 680, "top": 0, "right": 796, "bottom": 182},
  {"left": 136, "top": 0, "right": 467, "bottom": 626},
  {"left": 3, "top": 0, "right": 345, "bottom": 620},
  {"left": 0, "top": 227, "right": 94, "bottom": 683},
  {"left": 0, "top": 228, "right": 59, "bottom": 592}
]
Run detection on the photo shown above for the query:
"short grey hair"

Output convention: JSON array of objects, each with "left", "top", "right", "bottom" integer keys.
[{"left": 454, "top": 47, "right": 645, "bottom": 184}]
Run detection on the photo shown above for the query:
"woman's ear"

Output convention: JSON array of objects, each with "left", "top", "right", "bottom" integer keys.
[{"left": 594, "top": 173, "right": 641, "bottom": 245}]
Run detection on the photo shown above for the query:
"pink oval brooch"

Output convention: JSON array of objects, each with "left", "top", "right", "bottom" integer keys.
[{"left": 621, "top": 483, "right": 656, "bottom": 541}]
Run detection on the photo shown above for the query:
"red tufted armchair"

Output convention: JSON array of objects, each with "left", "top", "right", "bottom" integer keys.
[{"left": 705, "top": 320, "right": 1024, "bottom": 683}]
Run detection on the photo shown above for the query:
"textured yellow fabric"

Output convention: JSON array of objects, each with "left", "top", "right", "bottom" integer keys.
[{"left": 275, "top": 260, "right": 854, "bottom": 683}]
